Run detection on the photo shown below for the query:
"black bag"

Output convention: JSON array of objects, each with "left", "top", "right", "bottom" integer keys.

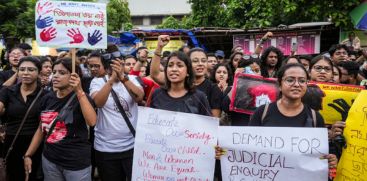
[{"left": 0, "top": 89, "right": 43, "bottom": 181}]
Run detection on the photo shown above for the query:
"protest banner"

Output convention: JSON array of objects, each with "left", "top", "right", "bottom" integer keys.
[
  {"left": 315, "top": 82, "right": 364, "bottom": 125},
  {"left": 230, "top": 73, "right": 279, "bottom": 114},
  {"left": 132, "top": 107, "right": 219, "bottom": 181},
  {"left": 145, "top": 40, "right": 185, "bottom": 57},
  {"left": 233, "top": 31, "right": 320, "bottom": 55},
  {"left": 230, "top": 74, "right": 364, "bottom": 122},
  {"left": 219, "top": 126, "right": 329, "bottom": 181},
  {"left": 35, "top": 0, "right": 107, "bottom": 49},
  {"left": 335, "top": 90, "right": 367, "bottom": 181}
]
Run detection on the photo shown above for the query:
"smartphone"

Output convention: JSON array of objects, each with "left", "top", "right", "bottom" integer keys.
[{"left": 291, "top": 43, "right": 297, "bottom": 52}]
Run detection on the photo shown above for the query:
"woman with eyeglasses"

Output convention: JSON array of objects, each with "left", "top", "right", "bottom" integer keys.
[
  {"left": 0, "top": 47, "right": 26, "bottom": 88},
  {"left": 0, "top": 56, "right": 48, "bottom": 180},
  {"left": 309, "top": 55, "right": 334, "bottom": 83},
  {"left": 216, "top": 64, "right": 337, "bottom": 173},
  {"left": 89, "top": 48, "right": 144, "bottom": 180}
]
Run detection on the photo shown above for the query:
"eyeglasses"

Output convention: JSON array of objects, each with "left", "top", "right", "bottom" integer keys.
[
  {"left": 18, "top": 67, "right": 38, "bottom": 72},
  {"left": 282, "top": 77, "right": 308, "bottom": 86},
  {"left": 88, "top": 64, "right": 101, "bottom": 69},
  {"left": 312, "top": 65, "right": 332, "bottom": 73},
  {"left": 102, "top": 51, "right": 122, "bottom": 60}
]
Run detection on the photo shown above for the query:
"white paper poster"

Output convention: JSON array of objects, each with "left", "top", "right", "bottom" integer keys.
[
  {"left": 219, "top": 127, "right": 329, "bottom": 181},
  {"left": 132, "top": 107, "right": 219, "bottom": 181},
  {"left": 35, "top": 0, "right": 107, "bottom": 49}
]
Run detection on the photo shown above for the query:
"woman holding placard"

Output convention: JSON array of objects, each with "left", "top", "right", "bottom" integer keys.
[
  {"left": 24, "top": 58, "right": 97, "bottom": 181},
  {"left": 148, "top": 35, "right": 211, "bottom": 116},
  {"left": 216, "top": 64, "right": 338, "bottom": 173}
]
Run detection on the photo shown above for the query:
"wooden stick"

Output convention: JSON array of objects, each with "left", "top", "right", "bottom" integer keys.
[{"left": 71, "top": 48, "right": 76, "bottom": 73}]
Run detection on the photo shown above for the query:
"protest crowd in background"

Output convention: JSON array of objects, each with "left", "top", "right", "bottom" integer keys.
[{"left": 0, "top": 30, "right": 366, "bottom": 181}]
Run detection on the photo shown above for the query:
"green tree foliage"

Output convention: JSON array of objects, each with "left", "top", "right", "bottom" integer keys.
[
  {"left": 107, "top": 0, "right": 132, "bottom": 34},
  {"left": 157, "top": 0, "right": 360, "bottom": 30}
]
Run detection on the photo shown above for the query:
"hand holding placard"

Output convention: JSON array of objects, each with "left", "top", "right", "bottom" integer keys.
[{"left": 67, "top": 28, "right": 84, "bottom": 44}]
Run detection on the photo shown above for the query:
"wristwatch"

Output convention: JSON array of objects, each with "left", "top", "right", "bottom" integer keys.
[{"left": 121, "top": 74, "right": 129, "bottom": 83}]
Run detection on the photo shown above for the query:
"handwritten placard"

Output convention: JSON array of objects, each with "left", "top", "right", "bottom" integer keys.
[
  {"left": 132, "top": 107, "right": 219, "bottom": 181},
  {"left": 219, "top": 126, "right": 329, "bottom": 181},
  {"left": 335, "top": 90, "right": 367, "bottom": 181},
  {"left": 35, "top": 0, "right": 107, "bottom": 49}
]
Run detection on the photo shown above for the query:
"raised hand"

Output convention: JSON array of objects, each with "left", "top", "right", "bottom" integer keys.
[
  {"left": 157, "top": 35, "right": 170, "bottom": 48},
  {"left": 67, "top": 28, "right": 84, "bottom": 44},
  {"left": 37, "top": 1, "right": 53, "bottom": 15},
  {"left": 36, "top": 16, "right": 53, "bottom": 29},
  {"left": 40, "top": 27, "right": 56, "bottom": 42},
  {"left": 87, "top": 30, "right": 103, "bottom": 46}
]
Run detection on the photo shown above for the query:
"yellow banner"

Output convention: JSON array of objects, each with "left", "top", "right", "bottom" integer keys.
[
  {"left": 335, "top": 90, "right": 367, "bottom": 181},
  {"left": 317, "top": 83, "right": 364, "bottom": 125},
  {"left": 145, "top": 40, "right": 184, "bottom": 56}
]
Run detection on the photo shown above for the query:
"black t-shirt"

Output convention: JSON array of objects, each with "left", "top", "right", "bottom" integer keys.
[
  {"left": 0, "top": 69, "right": 15, "bottom": 88},
  {"left": 40, "top": 91, "right": 94, "bottom": 170},
  {"left": 249, "top": 102, "right": 325, "bottom": 127},
  {"left": 196, "top": 78, "right": 223, "bottom": 110},
  {"left": 150, "top": 88, "right": 212, "bottom": 116},
  {"left": 0, "top": 83, "right": 47, "bottom": 135},
  {"left": 222, "top": 92, "right": 251, "bottom": 126}
]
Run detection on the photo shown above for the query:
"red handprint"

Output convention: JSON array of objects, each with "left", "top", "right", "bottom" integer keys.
[
  {"left": 40, "top": 27, "right": 57, "bottom": 42},
  {"left": 37, "top": 1, "right": 54, "bottom": 15},
  {"left": 67, "top": 28, "right": 84, "bottom": 44}
]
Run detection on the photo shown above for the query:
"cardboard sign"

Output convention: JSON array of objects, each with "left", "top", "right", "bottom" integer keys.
[
  {"left": 316, "top": 83, "right": 364, "bottom": 125},
  {"left": 230, "top": 73, "right": 279, "bottom": 114},
  {"left": 230, "top": 75, "right": 364, "bottom": 123},
  {"left": 132, "top": 107, "right": 219, "bottom": 181},
  {"left": 219, "top": 126, "right": 329, "bottom": 181},
  {"left": 35, "top": 0, "right": 107, "bottom": 49},
  {"left": 335, "top": 90, "right": 367, "bottom": 181}
]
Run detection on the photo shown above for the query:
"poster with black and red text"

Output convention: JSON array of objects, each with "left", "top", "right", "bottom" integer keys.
[
  {"left": 132, "top": 107, "right": 219, "bottom": 181},
  {"left": 35, "top": 0, "right": 107, "bottom": 49}
]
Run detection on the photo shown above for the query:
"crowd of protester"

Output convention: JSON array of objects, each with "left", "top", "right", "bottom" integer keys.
[{"left": 0, "top": 31, "right": 366, "bottom": 181}]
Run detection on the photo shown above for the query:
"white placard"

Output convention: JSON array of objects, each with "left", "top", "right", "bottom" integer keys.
[
  {"left": 219, "top": 126, "right": 329, "bottom": 181},
  {"left": 132, "top": 107, "right": 219, "bottom": 181},
  {"left": 35, "top": 0, "right": 107, "bottom": 49}
]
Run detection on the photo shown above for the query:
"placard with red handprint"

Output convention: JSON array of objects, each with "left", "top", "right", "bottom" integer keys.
[{"left": 35, "top": 0, "right": 107, "bottom": 49}]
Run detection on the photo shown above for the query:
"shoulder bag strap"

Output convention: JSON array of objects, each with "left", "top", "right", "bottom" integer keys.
[
  {"left": 311, "top": 109, "right": 317, "bottom": 127},
  {"left": 261, "top": 104, "right": 270, "bottom": 125},
  {"left": 45, "top": 93, "right": 76, "bottom": 140},
  {"left": 103, "top": 76, "right": 136, "bottom": 137},
  {"left": 4, "top": 89, "right": 43, "bottom": 161}
]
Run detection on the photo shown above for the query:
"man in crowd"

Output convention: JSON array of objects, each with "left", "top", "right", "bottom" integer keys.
[
  {"left": 329, "top": 44, "right": 349, "bottom": 65},
  {"left": 207, "top": 53, "right": 218, "bottom": 77},
  {"left": 215, "top": 50, "right": 225, "bottom": 63},
  {"left": 260, "top": 46, "right": 284, "bottom": 78},
  {"left": 338, "top": 61, "right": 360, "bottom": 85}
]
